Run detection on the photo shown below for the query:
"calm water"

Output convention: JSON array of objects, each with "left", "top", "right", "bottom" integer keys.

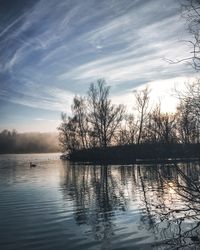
[{"left": 0, "top": 154, "right": 199, "bottom": 250}]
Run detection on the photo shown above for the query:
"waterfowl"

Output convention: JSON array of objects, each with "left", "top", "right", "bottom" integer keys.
[{"left": 30, "top": 162, "right": 36, "bottom": 167}]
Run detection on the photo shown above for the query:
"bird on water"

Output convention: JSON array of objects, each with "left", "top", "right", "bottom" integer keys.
[{"left": 30, "top": 162, "right": 36, "bottom": 167}]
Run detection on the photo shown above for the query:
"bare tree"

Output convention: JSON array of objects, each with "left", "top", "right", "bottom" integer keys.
[
  {"left": 134, "top": 87, "right": 150, "bottom": 144},
  {"left": 58, "top": 113, "right": 80, "bottom": 153},
  {"left": 164, "top": 1, "right": 200, "bottom": 70},
  {"left": 148, "top": 106, "right": 177, "bottom": 144},
  {"left": 176, "top": 100, "right": 200, "bottom": 143},
  {"left": 182, "top": 0, "right": 200, "bottom": 70},
  {"left": 183, "top": 80, "right": 200, "bottom": 115},
  {"left": 58, "top": 79, "right": 125, "bottom": 151},
  {"left": 87, "top": 79, "right": 125, "bottom": 148},
  {"left": 71, "top": 96, "right": 89, "bottom": 149},
  {"left": 116, "top": 114, "right": 137, "bottom": 145},
  {"left": 145, "top": 104, "right": 162, "bottom": 143},
  {"left": 175, "top": 80, "right": 200, "bottom": 143}
]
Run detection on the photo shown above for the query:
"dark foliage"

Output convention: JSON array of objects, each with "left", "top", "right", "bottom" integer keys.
[{"left": 69, "top": 143, "right": 200, "bottom": 164}]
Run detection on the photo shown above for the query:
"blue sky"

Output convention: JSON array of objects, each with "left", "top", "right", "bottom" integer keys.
[{"left": 0, "top": 0, "right": 197, "bottom": 132}]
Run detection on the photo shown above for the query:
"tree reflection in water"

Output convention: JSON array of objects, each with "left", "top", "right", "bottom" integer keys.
[
  {"left": 60, "top": 164, "right": 130, "bottom": 249},
  {"left": 60, "top": 162, "right": 200, "bottom": 249},
  {"left": 137, "top": 163, "right": 200, "bottom": 249}
]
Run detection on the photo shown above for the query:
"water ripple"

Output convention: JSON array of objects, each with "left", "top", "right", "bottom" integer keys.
[{"left": 0, "top": 154, "right": 200, "bottom": 250}]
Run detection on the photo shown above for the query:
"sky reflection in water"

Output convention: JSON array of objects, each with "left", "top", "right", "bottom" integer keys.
[{"left": 0, "top": 154, "right": 199, "bottom": 250}]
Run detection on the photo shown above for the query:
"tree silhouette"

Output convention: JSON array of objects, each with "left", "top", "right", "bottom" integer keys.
[
  {"left": 87, "top": 79, "right": 125, "bottom": 148},
  {"left": 134, "top": 86, "right": 150, "bottom": 144}
]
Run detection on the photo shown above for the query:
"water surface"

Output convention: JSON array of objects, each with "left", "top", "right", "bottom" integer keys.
[{"left": 0, "top": 154, "right": 199, "bottom": 249}]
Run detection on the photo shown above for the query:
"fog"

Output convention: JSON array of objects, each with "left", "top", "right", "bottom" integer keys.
[{"left": 0, "top": 130, "right": 60, "bottom": 153}]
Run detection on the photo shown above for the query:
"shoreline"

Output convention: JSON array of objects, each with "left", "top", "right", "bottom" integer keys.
[
  {"left": 64, "top": 157, "right": 200, "bottom": 165},
  {"left": 64, "top": 143, "right": 200, "bottom": 164}
]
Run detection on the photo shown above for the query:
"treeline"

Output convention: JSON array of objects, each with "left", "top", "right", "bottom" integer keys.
[
  {"left": 58, "top": 79, "right": 200, "bottom": 154},
  {"left": 0, "top": 130, "right": 59, "bottom": 153}
]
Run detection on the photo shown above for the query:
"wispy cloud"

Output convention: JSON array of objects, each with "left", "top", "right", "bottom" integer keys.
[
  {"left": 0, "top": 0, "right": 196, "bottom": 132},
  {"left": 0, "top": 76, "right": 74, "bottom": 112},
  {"left": 34, "top": 118, "right": 60, "bottom": 122}
]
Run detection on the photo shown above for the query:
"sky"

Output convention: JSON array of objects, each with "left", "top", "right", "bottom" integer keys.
[{"left": 0, "top": 0, "right": 197, "bottom": 132}]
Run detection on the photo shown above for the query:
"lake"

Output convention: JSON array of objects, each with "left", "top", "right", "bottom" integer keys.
[{"left": 0, "top": 153, "right": 199, "bottom": 250}]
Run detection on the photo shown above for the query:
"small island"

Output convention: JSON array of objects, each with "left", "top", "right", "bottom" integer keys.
[{"left": 58, "top": 79, "right": 200, "bottom": 164}]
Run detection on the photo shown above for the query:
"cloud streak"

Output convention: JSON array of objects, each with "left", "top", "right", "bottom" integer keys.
[{"left": 0, "top": 0, "right": 197, "bottom": 131}]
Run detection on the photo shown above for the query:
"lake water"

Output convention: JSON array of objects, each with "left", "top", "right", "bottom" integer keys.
[{"left": 0, "top": 153, "right": 199, "bottom": 250}]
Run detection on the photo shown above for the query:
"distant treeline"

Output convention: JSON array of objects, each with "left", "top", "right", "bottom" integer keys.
[
  {"left": 58, "top": 79, "right": 200, "bottom": 160},
  {"left": 0, "top": 130, "right": 59, "bottom": 153}
]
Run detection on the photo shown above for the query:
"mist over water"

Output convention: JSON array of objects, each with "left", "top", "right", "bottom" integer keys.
[
  {"left": 0, "top": 131, "right": 59, "bottom": 153},
  {"left": 0, "top": 154, "right": 199, "bottom": 250}
]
